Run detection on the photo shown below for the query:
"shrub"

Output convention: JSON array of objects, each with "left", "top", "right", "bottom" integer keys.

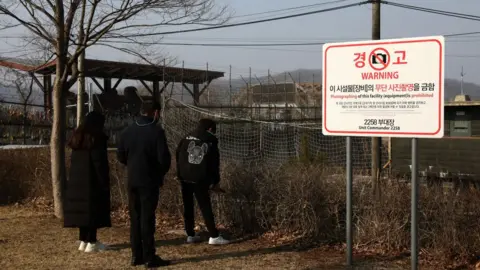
[{"left": 1, "top": 147, "right": 480, "bottom": 267}]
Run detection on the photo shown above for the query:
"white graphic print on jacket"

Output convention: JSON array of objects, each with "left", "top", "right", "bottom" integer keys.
[{"left": 187, "top": 141, "right": 209, "bottom": 164}]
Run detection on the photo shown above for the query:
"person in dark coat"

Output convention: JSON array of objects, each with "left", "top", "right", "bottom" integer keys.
[
  {"left": 64, "top": 111, "right": 111, "bottom": 253},
  {"left": 175, "top": 118, "right": 230, "bottom": 245},
  {"left": 117, "top": 101, "right": 171, "bottom": 268}
]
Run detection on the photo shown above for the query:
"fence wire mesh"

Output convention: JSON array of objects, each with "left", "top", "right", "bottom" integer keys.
[{"left": 162, "top": 98, "right": 388, "bottom": 170}]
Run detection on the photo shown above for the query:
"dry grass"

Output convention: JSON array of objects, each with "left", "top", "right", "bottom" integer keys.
[
  {"left": 1, "top": 148, "right": 480, "bottom": 269},
  {"left": 0, "top": 205, "right": 416, "bottom": 270}
]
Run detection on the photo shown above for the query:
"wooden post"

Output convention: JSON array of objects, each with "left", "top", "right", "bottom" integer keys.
[
  {"left": 153, "top": 81, "right": 160, "bottom": 103},
  {"left": 43, "top": 75, "right": 52, "bottom": 117},
  {"left": 193, "top": 84, "right": 200, "bottom": 105},
  {"left": 249, "top": 67, "right": 253, "bottom": 118},
  {"left": 104, "top": 78, "right": 112, "bottom": 92},
  {"left": 229, "top": 65, "right": 232, "bottom": 106},
  {"left": 181, "top": 61, "right": 185, "bottom": 102}
]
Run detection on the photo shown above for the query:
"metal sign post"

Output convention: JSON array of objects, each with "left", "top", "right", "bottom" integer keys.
[
  {"left": 411, "top": 138, "right": 418, "bottom": 270},
  {"left": 322, "top": 36, "right": 445, "bottom": 268},
  {"left": 346, "top": 136, "right": 353, "bottom": 265}
]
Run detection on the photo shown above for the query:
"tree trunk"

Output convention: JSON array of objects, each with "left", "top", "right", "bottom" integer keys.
[
  {"left": 76, "top": 51, "right": 85, "bottom": 126},
  {"left": 50, "top": 64, "right": 67, "bottom": 219}
]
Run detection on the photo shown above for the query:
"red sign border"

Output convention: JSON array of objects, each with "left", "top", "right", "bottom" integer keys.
[
  {"left": 368, "top": 47, "right": 390, "bottom": 71},
  {"left": 323, "top": 38, "right": 444, "bottom": 136}
]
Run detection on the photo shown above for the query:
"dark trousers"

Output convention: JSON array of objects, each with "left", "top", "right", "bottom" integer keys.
[
  {"left": 79, "top": 227, "right": 97, "bottom": 243},
  {"left": 181, "top": 182, "right": 219, "bottom": 238},
  {"left": 128, "top": 187, "right": 159, "bottom": 262}
]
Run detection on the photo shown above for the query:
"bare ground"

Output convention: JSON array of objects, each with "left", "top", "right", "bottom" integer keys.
[{"left": 0, "top": 206, "right": 423, "bottom": 270}]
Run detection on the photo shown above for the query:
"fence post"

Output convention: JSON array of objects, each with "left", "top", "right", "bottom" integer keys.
[
  {"left": 23, "top": 103, "right": 27, "bottom": 145},
  {"left": 267, "top": 69, "right": 271, "bottom": 121},
  {"left": 206, "top": 62, "right": 210, "bottom": 105},
  {"left": 181, "top": 61, "right": 184, "bottom": 102},
  {"left": 229, "top": 65, "right": 232, "bottom": 106},
  {"left": 249, "top": 67, "right": 252, "bottom": 119}
]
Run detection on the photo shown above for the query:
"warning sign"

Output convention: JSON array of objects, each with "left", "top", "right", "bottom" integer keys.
[{"left": 322, "top": 36, "right": 445, "bottom": 138}]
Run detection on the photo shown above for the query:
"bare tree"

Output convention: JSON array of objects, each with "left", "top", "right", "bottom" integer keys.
[
  {"left": 14, "top": 73, "right": 34, "bottom": 145},
  {"left": 0, "top": 0, "right": 229, "bottom": 218},
  {"left": 0, "top": 70, "right": 34, "bottom": 104},
  {"left": 0, "top": 67, "right": 36, "bottom": 144}
]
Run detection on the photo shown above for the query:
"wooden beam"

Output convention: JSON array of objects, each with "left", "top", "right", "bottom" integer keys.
[
  {"left": 160, "top": 81, "right": 171, "bottom": 94},
  {"left": 109, "top": 67, "right": 123, "bottom": 74},
  {"left": 142, "top": 70, "right": 158, "bottom": 79},
  {"left": 153, "top": 80, "right": 159, "bottom": 102},
  {"left": 87, "top": 66, "right": 103, "bottom": 73},
  {"left": 193, "top": 83, "right": 200, "bottom": 105},
  {"left": 66, "top": 79, "right": 76, "bottom": 91},
  {"left": 199, "top": 78, "right": 213, "bottom": 96},
  {"left": 29, "top": 72, "right": 45, "bottom": 92},
  {"left": 113, "top": 78, "right": 123, "bottom": 91},
  {"left": 182, "top": 83, "right": 194, "bottom": 96},
  {"left": 91, "top": 78, "right": 105, "bottom": 92},
  {"left": 140, "top": 80, "right": 153, "bottom": 94},
  {"left": 104, "top": 78, "right": 112, "bottom": 92}
]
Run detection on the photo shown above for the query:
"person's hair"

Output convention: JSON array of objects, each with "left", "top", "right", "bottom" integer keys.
[
  {"left": 67, "top": 111, "right": 106, "bottom": 150},
  {"left": 140, "top": 101, "right": 161, "bottom": 116},
  {"left": 197, "top": 118, "right": 216, "bottom": 133}
]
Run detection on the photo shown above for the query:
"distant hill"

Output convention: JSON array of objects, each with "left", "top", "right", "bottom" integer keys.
[
  {"left": 0, "top": 85, "right": 43, "bottom": 105},
  {"left": 444, "top": 79, "right": 480, "bottom": 101},
  {"left": 209, "top": 69, "right": 322, "bottom": 91},
  {"left": 213, "top": 69, "right": 480, "bottom": 102}
]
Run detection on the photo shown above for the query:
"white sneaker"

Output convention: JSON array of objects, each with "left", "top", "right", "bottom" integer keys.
[
  {"left": 84, "top": 242, "right": 106, "bottom": 252},
  {"left": 208, "top": 235, "right": 230, "bottom": 245},
  {"left": 186, "top": 236, "right": 202, "bottom": 244},
  {"left": 78, "top": 241, "right": 87, "bottom": 251}
]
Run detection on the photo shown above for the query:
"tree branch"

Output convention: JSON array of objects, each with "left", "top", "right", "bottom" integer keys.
[
  {"left": 0, "top": 6, "right": 55, "bottom": 44},
  {"left": 19, "top": 0, "right": 57, "bottom": 23}
]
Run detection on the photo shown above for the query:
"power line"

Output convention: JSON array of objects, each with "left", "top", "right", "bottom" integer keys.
[
  {"left": 448, "top": 54, "right": 480, "bottom": 58},
  {"left": 97, "top": 33, "right": 480, "bottom": 47},
  {"left": 445, "top": 31, "right": 480, "bottom": 37},
  {"left": 384, "top": 1, "right": 480, "bottom": 19},
  {"left": 231, "top": 0, "right": 350, "bottom": 19},
  {"left": 382, "top": 1, "right": 480, "bottom": 22},
  {"left": 105, "top": 1, "right": 370, "bottom": 39},
  {"left": 104, "top": 41, "right": 330, "bottom": 47}
]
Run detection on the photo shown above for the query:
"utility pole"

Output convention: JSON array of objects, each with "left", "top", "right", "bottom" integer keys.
[
  {"left": 371, "top": 0, "right": 382, "bottom": 198},
  {"left": 460, "top": 66, "right": 465, "bottom": 95}
]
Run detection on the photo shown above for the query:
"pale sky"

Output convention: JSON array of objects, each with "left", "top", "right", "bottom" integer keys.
[{"left": 1, "top": 0, "right": 480, "bottom": 86}]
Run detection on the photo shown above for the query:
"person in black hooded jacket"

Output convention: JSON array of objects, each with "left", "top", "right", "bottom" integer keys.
[
  {"left": 117, "top": 101, "right": 171, "bottom": 268},
  {"left": 175, "top": 118, "right": 230, "bottom": 245}
]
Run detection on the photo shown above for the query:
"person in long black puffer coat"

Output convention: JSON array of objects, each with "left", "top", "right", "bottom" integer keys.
[{"left": 63, "top": 111, "right": 111, "bottom": 253}]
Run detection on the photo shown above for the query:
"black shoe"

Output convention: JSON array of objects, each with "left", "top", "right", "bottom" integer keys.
[
  {"left": 145, "top": 256, "right": 171, "bottom": 268},
  {"left": 131, "top": 257, "right": 145, "bottom": 266}
]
